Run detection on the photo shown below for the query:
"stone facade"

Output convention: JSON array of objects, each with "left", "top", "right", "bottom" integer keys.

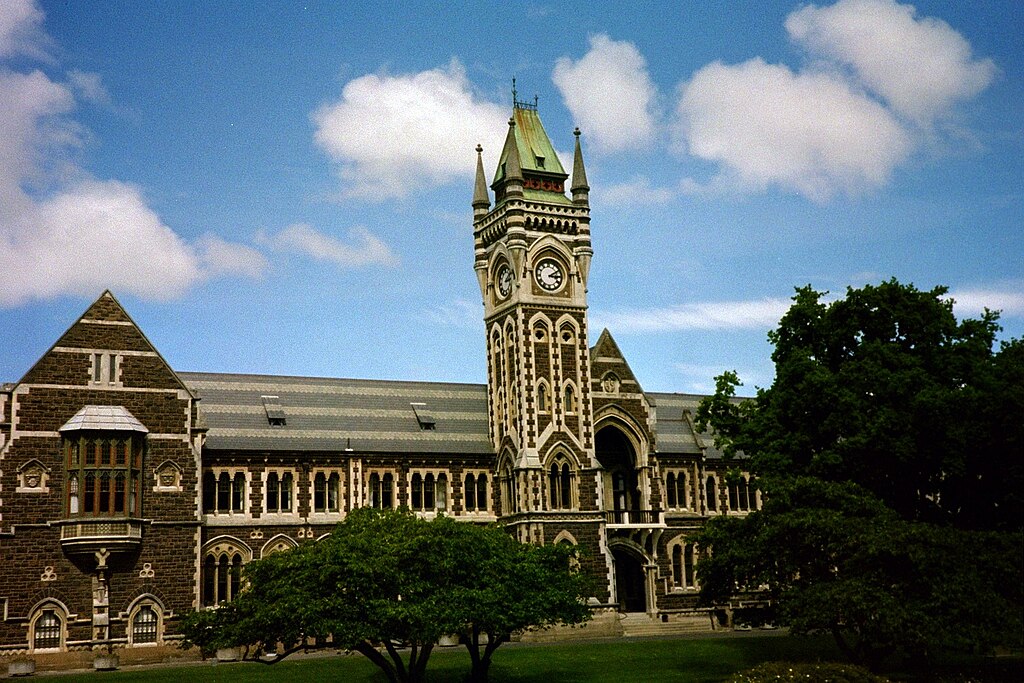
[{"left": 0, "top": 104, "right": 761, "bottom": 661}]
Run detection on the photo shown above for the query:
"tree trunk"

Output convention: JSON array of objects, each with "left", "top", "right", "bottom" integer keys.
[
  {"left": 354, "top": 642, "right": 400, "bottom": 683},
  {"left": 467, "top": 631, "right": 504, "bottom": 683}
]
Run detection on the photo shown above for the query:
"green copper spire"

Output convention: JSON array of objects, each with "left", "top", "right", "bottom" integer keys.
[{"left": 491, "top": 97, "right": 571, "bottom": 205}]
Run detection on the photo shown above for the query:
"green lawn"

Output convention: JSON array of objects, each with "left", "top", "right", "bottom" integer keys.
[{"left": 33, "top": 634, "right": 842, "bottom": 683}]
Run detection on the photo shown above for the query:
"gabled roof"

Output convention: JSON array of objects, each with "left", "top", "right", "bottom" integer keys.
[
  {"left": 15, "top": 290, "right": 197, "bottom": 399},
  {"left": 591, "top": 328, "right": 645, "bottom": 394}
]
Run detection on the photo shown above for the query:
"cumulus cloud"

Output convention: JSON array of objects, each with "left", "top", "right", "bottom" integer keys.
[
  {"left": 67, "top": 69, "right": 111, "bottom": 106},
  {"left": 0, "top": 0, "right": 48, "bottom": 60},
  {"left": 313, "top": 60, "right": 507, "bottom": 200},
  {"left": 592, "top": 298, "right": 791, "bottom": 332},
  {"left": 677, "top": 58, "right": 912, "bottom": 200},
  {"left": 260, "top": 223, "right": 398, "bottom": 268},
  {"left": 786, "top": 0, "right": 996, "bottom": 126},
  {"left": 196, "top": 234, "right": 268, "bottom": 278},
  {"left": 0, "top": 0, "right": 264, "bottom": 307},
  {"left": 0, "top": 180, "right": 201, "bottom": 305},
  {"left": 675, "top": 362, "right": 768, "bottom": 393},
  {"left": 674, "top": 0, "right": 993, "bottom": 200},
  {"left": 948, "top": 285, "right": 1024, "bottom": 318},
  {"left": 552, "top": 34, "right": 658, "bottom": 152}
]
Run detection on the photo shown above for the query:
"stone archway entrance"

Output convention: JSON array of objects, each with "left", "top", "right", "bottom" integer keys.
[{"left": 612, "top": 546, "right": 646, "bottom": 613}]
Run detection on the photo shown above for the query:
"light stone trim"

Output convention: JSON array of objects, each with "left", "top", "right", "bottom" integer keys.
[
  {"left": 16, "top": 384, "right": 185, "bottom": 395},
  {"left": 199, "top": 404, "right": 486, "bottom": 421},
  {"left": 211, "top": 428, "right": 489, "bottom": 442},
  {"left": 80, "top": 319, "right": 134, "bottom": 326},
  {"left": 187, "top": 380, "right": 485, "bottom": 399},
  {"left": 52, "top": 347, "right": 158, "bottom": 357}
]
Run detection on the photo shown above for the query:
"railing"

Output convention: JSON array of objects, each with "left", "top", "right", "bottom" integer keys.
[
  {"left": 58, "top": 519, "right": 143, "bottom": 555},
  {"left": 605, "top": 510, "right": 663, "bottom": 527},
  {"left": 60, "top": 520, "right": 142, "bottom": 540}
]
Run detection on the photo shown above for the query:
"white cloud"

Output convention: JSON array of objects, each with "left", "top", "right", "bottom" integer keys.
[
  {"left": 592, "top": 298, "right": 791, "bottom": 333},
  {"left": 313, "top": 60, "right": 507, "bottom": 200},
  {"left": 0, "top": 0, "right": 48, "bottom": 60},
  {"left": 196, "top": 234, "right": 268, "bottom": 278},
  {"left": 0, "top": 5, "right": 264, "bottom": 307},
  {"left": 676, "top": 58, "right": 912, "bottom": 201},
  {"left": 786, "top": 0, "right": 996, "bottom": 126},
  {"left": 675, "top": 362, "right": 767, "bottom": 393},
  {"left": 599, "top": 176, "right": 675, "bottom": 206},
  {"left": 948, "top": 285, "right": 1024, "bottom": 318},
  {"left": 261, "top": 223, "right": 398, "bottom": 268},
  {"left": 0, "top": 180, "right": 201, "bottom": 305},
  {"left": 552, "top": 34, "right": 657, "bottom": 152},
  {"left": 67, "top": 69, "right": 111, "bottom": 106},
  {"left": 673, "top": 0, "right": 993, "bottom": 200},
  {"left": 424, "top": 298, "right": 479, "bottom": 330}
]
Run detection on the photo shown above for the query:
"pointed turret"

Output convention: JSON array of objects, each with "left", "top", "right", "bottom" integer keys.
[
  {"left": 472, "top": 144, "right": 490, "bottom": 218},
  {"left": 490, "top": 117, "right": 524, "bottom": 204},
  {"left": 571, "top": 127, "right": 590, "bottom": 206}
]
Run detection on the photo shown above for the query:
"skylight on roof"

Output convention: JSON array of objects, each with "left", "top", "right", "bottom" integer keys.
[
  {"left": 410, "top": 402, "right": 436, "bottom": 431},
  {"left": 261, "top": 395, "right": 286, "bottom": 427}
]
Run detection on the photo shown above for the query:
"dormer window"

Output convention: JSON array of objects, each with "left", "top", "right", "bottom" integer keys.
[
  {"left": 411, "top": 403, "right": 436, "bottom": 431},
  {"left": 535, "top": 155, "right": 545, "bottom": 168},
  {"left": 262, "top": 395, "right": 286, "bottom": 427}
]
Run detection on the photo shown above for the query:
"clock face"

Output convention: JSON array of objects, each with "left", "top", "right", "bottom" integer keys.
[
  {"left": 535, "top": 258, "right": 565, "bottom": 292},
  {"left": 497, "top": 264, "right": 513, "bottom": 298}
]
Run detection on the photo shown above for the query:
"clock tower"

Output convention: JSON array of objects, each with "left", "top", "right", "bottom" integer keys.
[{"left": 472, "top": 97, "right": 597, "bottom": 543}]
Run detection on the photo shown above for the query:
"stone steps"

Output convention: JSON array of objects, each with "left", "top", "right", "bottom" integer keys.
[{"left": 618, "top": 613, "right": 715, "bottom": 638}]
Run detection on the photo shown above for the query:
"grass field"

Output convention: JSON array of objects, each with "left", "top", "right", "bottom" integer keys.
[
  {"left": 33, "top": 634, "right": 841, "bottom": 682},
  {"left": 28, "top": 635, "right": 1023, "bottom": 682}
]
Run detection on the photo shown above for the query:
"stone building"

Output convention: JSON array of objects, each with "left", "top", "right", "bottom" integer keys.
[{"left": 0, "top": 100, "right": 760, "bottom": 660}]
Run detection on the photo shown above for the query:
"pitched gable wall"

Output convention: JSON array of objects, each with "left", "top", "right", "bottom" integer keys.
[{"left": 0, "top": 292, "right": 200, "bottom": 651}]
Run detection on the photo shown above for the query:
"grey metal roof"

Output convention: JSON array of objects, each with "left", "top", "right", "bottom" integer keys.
[
  {"left": 180, "top": 372, "right": 493, "bottom": 455},
  {"left": 60, "top": 405, "right": 149, "bottom": 433},
  {"left": 180, "top": 373, "right": 735, "bottom": 459}
]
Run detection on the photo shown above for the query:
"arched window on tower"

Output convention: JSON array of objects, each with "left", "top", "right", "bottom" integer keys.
[
  {"left": 547, "top": 456, "right": 575, "bottom": 510},
  {"left": 563, "top": 385, "right": 576, "bottom": 414},
  {"left": 499, "top": 462, "right": 516, "bottom": 515}
]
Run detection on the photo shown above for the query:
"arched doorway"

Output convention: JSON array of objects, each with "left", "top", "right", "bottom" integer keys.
[
  {"left": 595, "top": 426, "right": 640, "bottom": 513},
  {"left": 611, "top": 546, "right": 646, "bottom": 613}
]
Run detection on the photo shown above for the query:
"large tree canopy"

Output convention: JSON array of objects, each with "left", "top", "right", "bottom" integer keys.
[
  {"left": 695, "top": 280, "right": 1023, "bottom": 665},
  {"left": 181, "top": 508, "right": 591, "bottom": 683}
]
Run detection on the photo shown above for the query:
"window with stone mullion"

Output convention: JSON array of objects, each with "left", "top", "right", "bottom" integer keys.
[{"left": 64, "top": 433, "right": 142, "bottom": 518}]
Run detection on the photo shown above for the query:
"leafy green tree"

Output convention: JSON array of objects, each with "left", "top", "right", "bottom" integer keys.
[
  {"left": 434, "top": 518, "right": 592, "bottom": 682},
  {"left": 180, "top": 508, "right": 591, "bottom": 683},
  {"left": 695, "top": 280, "right": 1023, "bottom": 666}
]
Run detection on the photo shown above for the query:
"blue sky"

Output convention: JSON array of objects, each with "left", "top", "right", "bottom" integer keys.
[{"left": 1, "top": 0, "right": 1021, "bottom": 393}]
